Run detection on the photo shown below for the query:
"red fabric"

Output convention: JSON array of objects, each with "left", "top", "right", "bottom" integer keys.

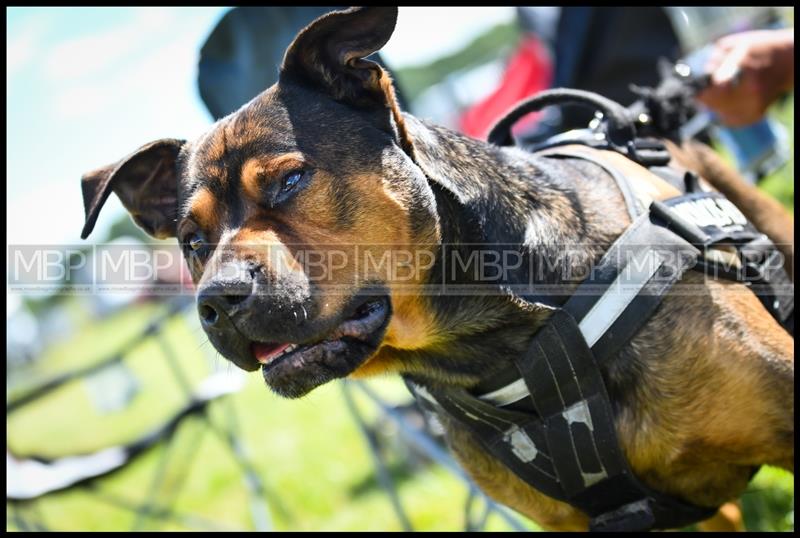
[{"left": 459, "top": 36, "right": 553, "bottom": 141}]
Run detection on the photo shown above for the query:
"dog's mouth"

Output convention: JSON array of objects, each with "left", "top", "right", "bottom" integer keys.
[
  {"left": 251, "top": 297, "right": 390, "bottom": 398},
  {"left": 251, "top": 298, "right": 388, "bottom": 367}
]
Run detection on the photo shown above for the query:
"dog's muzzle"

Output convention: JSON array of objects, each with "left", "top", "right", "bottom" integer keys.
[{"left": 195, "top": 258, "right": 391, "bottom": 397}]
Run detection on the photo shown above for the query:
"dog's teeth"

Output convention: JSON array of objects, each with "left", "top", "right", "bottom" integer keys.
[{"left": 280, "top": 344, "right": 297, "bottom": 356}]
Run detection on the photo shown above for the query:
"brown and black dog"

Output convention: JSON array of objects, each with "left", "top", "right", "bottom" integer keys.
[{"left": 79, "top": 7, "right": 793, "bottom": 531}]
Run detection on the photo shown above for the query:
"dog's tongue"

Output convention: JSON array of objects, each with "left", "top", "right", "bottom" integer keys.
[{"left": 252, "top": 342, "right": 291, "bottom": 364}]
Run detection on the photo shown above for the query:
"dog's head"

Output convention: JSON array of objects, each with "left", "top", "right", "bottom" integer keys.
[{"left": 80, "top": 7, "right": 441, "bottom": 398}]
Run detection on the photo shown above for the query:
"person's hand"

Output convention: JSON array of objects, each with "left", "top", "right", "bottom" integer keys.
[{"left": 696, "top": 28, "right": 794, "bottom": 127}]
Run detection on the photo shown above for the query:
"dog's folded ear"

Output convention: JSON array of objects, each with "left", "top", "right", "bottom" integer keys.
[
  {"left": 280, "top": 6, "right": 398, "bottom": 109},
  {"left": 80, "top": 138, "right": 185, "bottom": 240}
]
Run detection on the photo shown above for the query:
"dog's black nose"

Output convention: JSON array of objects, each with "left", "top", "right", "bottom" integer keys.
[{"left": 196, "top": 260, "right": 259, "bottom": 328}]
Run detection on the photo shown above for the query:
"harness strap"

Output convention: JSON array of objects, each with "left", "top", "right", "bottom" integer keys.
[
  {"left": 518, "top": 310, "right": 717, "bottom": 531},
  {"left": 566, "top": 209, "right": 700, "bottom": 363},
  {"left": 740, "top": 238, "right": 794, "bottom": 332}
]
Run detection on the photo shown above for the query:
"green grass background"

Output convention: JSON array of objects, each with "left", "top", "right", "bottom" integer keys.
[{"left": 7, "top": 98, "right": 793, "bottom": 532}]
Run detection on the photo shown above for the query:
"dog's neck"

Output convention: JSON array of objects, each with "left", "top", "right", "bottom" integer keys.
[{"left": 393, "top": 116, "right": 630, "bottom": 389}]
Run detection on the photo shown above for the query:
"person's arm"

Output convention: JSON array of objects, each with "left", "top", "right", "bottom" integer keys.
[{"left": 696, "top": 28, "right": 794, "bottom": 127}]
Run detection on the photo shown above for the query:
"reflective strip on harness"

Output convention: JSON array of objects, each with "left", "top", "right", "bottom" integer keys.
[{"left": 578, "top": 247, "right": 662, "bottom": 347}]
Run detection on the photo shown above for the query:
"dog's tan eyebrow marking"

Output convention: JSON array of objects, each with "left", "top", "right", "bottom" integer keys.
[
  {"left": 241, "top": 152, "right": 306, "bottom": 201},
  {"left": 204, "top": 128, "right": 229, "bottom": 166},
  {"left": 186, "top": 187, "right": 220, "bottom": 233},
  {"left": 189, "top": 126, "right": 230, "bottom": 193}
]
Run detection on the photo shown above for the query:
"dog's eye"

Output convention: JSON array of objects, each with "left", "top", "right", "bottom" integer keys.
[
  {"left": 189, "top": 236, "right": 203, "bottom": 251},
  {"left": 183, "top": 232, "right": 211, "bottom": 274},
  {"left": 184, "top": 232, "right": 207, "bottom": 254},
  {"left": 281, "top": 170, "right": 305, "bottom": 193},
  {"left": 273, "top": 169, "right": 309, "bottom": 206}
]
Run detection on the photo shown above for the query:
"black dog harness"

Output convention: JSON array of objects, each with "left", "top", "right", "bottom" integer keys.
[{"left": 404, "top": 88, "right": 793, "bottom": 531}]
